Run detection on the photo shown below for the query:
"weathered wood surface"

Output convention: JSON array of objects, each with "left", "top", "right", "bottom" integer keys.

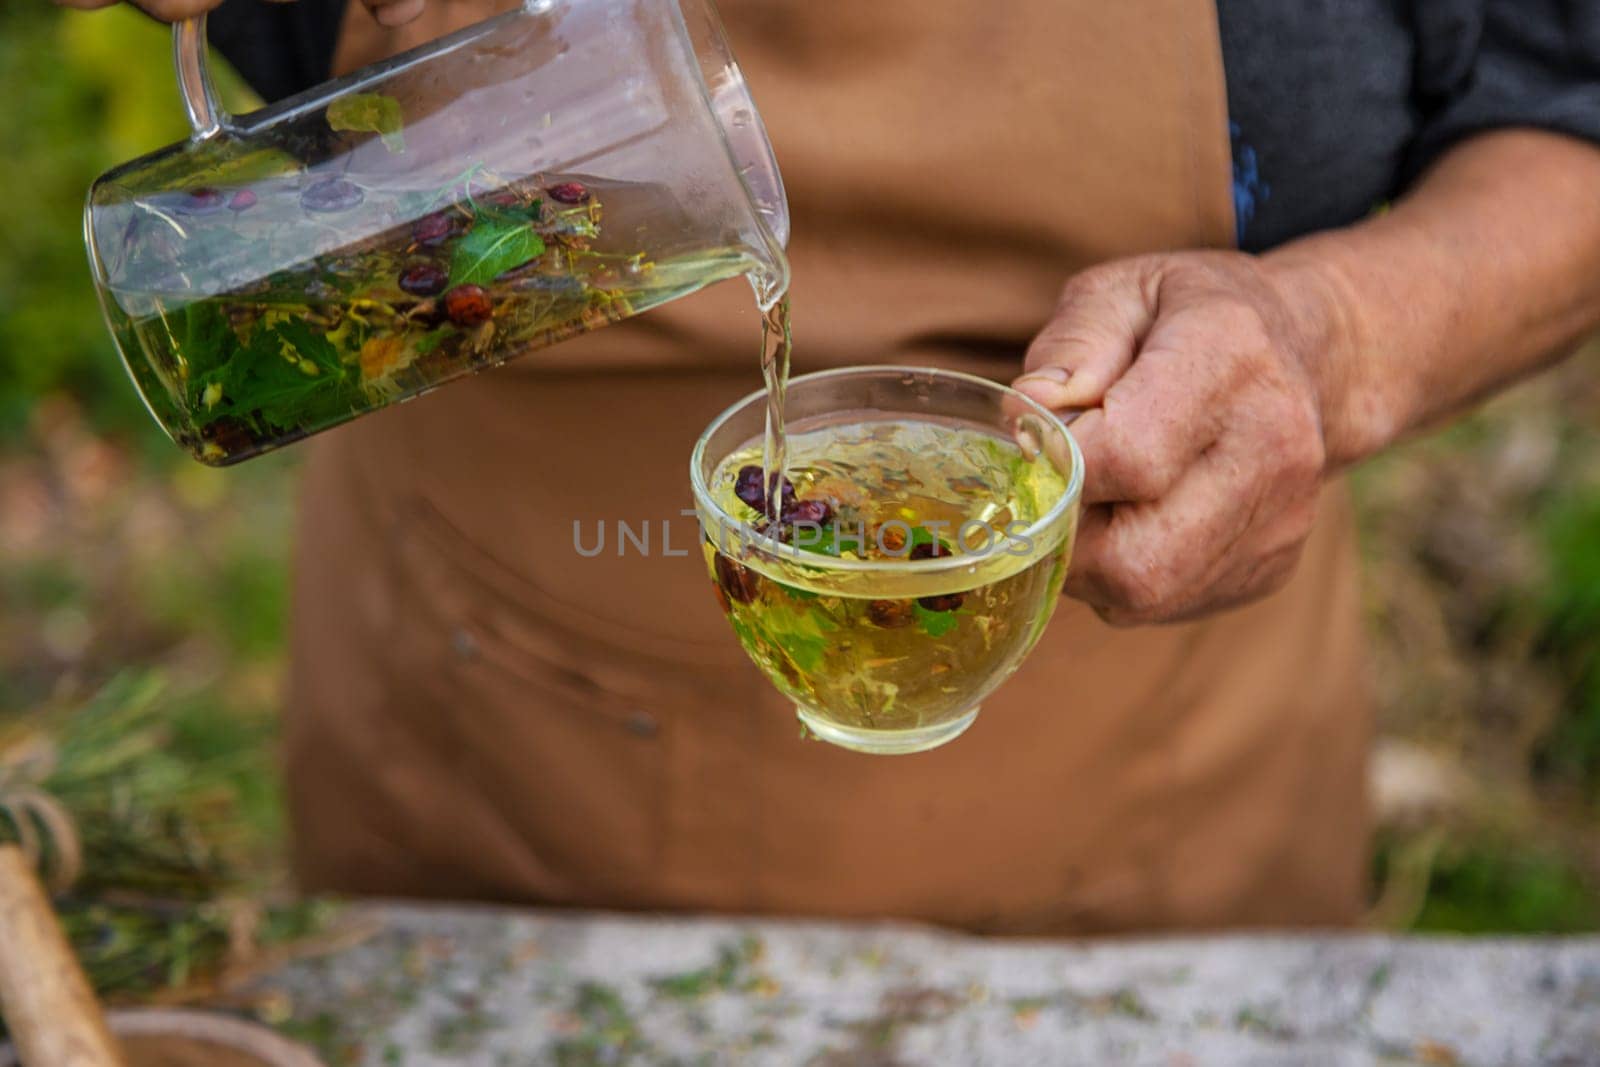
[{"left": 248, "top": 903, "right": 1600, "bottom": 1066}]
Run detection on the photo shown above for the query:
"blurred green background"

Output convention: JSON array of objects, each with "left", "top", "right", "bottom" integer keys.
[{"left": 1, "top": 0, "right": 1599, "bottom": 1021}]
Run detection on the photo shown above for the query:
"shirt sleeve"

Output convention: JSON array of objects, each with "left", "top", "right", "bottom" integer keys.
[
  {"left": 1405, "top": 0, "right": 1600, "bottom": 180},
  {"left": 206, "top": 0, "right": 349, "bottom": 105}
]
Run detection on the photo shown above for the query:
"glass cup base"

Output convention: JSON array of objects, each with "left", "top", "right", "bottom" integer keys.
[{"left": 795, "top": 706, "right": 980, "bottom": 755}]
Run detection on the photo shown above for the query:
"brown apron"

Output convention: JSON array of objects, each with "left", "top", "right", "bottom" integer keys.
[{"left": 287, "top": 0, "right": 1372, "bottom": 933}]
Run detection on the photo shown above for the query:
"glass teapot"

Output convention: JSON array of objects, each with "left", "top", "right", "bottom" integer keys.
[{"left": 84, "top": 0, "right": 789, "bottom": 465}]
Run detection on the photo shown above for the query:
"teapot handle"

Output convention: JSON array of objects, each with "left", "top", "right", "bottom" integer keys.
[{"left": 172, "top": 16, "right": 228, "bottom": 140}]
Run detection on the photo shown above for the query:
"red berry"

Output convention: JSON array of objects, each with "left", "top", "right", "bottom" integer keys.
[
  {"left": 197, "top": 415, "right": 256, "bottom": 454},
  {"left": 714, "top": 553, "right": 760, "bottom": 604},
  {"left": 867, "top": 599, "right": 915, "bottom": 628},
  {"left": 908, "top": 539, "right": 963, "bottom": 611},
  {"left": 228, "top": 188, "right": 258, "bottom": 212},
  {"left": 443, "top": 284, "right": 493, "bottom": 326},
  {"left": 180, "top": 187, "right": 225, "bottom": 214},
  {"left": 398, "top": 262, "right": 448, "bottom": 297},
  {"left": 734, "top": 465, "right": 767, "bottom": 511},
  {"left": 732, "top": 465, "right": 796, "bottom": 518},
  {"left": 412, "top": 211, "right": 457, "bottom": 245},
  {"left": 782, "top": 498, "right": 831, "bottom": 527},
  {"left": 547, "top": 181, "right": 590, "bottom": 204},
  {"left": 917, "top": 592, "right": 964, "bottom": 612}
]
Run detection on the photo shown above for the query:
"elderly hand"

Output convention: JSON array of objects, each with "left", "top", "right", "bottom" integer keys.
[
  {"left": 1012, "top": 251, "right": 1349, "bottom": 626},
  {"left": 53, "top": 0, "right": 429, "bottom": 29}
]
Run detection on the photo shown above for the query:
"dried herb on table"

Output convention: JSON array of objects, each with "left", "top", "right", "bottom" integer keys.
[{"left": 0, "top": 674, "right": 337, "bottom": 1011}]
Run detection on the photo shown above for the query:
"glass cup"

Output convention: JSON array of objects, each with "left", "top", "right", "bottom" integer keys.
[
  {"left": 691, "top": 366, "right": 1084, "bottom": 755},
  {"left": 84, "top": 0, "right": 788, "bottom": 465}
]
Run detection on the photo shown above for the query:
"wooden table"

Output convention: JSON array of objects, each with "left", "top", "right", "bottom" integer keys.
[{"left": 247, "top": 904, "right": 1600, "bottom": 1066}]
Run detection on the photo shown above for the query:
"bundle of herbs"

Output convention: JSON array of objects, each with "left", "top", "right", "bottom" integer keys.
[{"left": 0, "top": 672, "right": 328, "bottom": 1006}]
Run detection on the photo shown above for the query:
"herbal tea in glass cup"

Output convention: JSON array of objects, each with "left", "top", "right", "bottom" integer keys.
[{"left": 691, "top": 367, "right": 1084, "bottom": 755}]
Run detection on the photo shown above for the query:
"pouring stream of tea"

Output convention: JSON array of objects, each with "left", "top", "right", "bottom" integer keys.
[{"left": 753, "top": 277, "right": 793, "bottom": 520}]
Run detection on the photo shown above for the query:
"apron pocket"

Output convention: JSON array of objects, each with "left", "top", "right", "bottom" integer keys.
[{"left": 383, "top": 497, "right": 672, "bottom": 903}]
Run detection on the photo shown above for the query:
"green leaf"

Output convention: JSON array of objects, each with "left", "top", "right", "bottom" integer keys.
[
  {"left": 227, "top": 331, "right": 322, "bottom": 425},
  {"left": 792, "top": 524, "right": 845, "bottom": 558},
  {"left": 272, "top": 318, "right": 340, "bottom": 374},
  {"left": 759, "top": 600, "right": 836, "bottom": 674},
  {"left": 326, "top": 93, "right": 405, "bottom": 153},
  {"left": 179, "top": 301, "right": 234, "bottom": 365},
  {"left": 773, "top": 630, "right": 829, "bottom": 674},
  {"left": 1009, "top": 451, "right": 1042, "bottom": 517},
  {"left": 191, "top": 318, "right": 355, "bottom": 433},
  {"left": 728, "top": 613, "right": 760, "bottom": 652},
  {"left": 914, "top": 603, "right": 959, "bottom": 638},
  {"left": 448, "top": 217, "right": 546, "bottom": 287}
]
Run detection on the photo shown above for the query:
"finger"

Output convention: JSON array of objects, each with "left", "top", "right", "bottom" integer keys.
[
  {"left": 1012, "top": 259, "right": 1160, "bottom": 411},
  {"left": 362, "top": 0, "right": 427, "bottom": 27},
  {"left": 126, "top": 0, "right": 225, "bottom": 18},
  {"left": 1071, "top": 538, "right": 1303, "bottom": 627},
  {"left": 1187, "top": 541, "right": 1305, "bottom": 621},
  {"left": 1064, "top": 446, "right": 1257, "bottom": 623},
  {"left": 1068, "top": 331, "right": 1227, "bottom": 506},
  {"left": 1060, "top": 501, "right": 1113, "bottom": 600},
  {"left": 1066, "top": 443, "right": 1317, "bottom": 625}
]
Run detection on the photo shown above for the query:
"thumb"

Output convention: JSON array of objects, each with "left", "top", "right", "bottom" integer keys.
[{"left": 1012, "top": 258, "right": 1160, "bottom": 411}]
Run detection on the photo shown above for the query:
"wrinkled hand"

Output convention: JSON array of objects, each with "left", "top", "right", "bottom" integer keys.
[
  {"left": 1014, "top": 252, "right": 1344, "bottom": 626},
  {"left": 53, "top": 0, "right": 428, "bottom": 29}
]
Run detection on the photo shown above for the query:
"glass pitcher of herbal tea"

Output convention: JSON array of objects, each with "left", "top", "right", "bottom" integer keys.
[{"left": 84, "top": 0, "right": 788, "bottom": 465}]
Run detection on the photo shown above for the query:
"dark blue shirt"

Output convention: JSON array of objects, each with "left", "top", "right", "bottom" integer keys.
[{"left": 1219, "top": 0, "right": 1600, "bottom": 249}]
